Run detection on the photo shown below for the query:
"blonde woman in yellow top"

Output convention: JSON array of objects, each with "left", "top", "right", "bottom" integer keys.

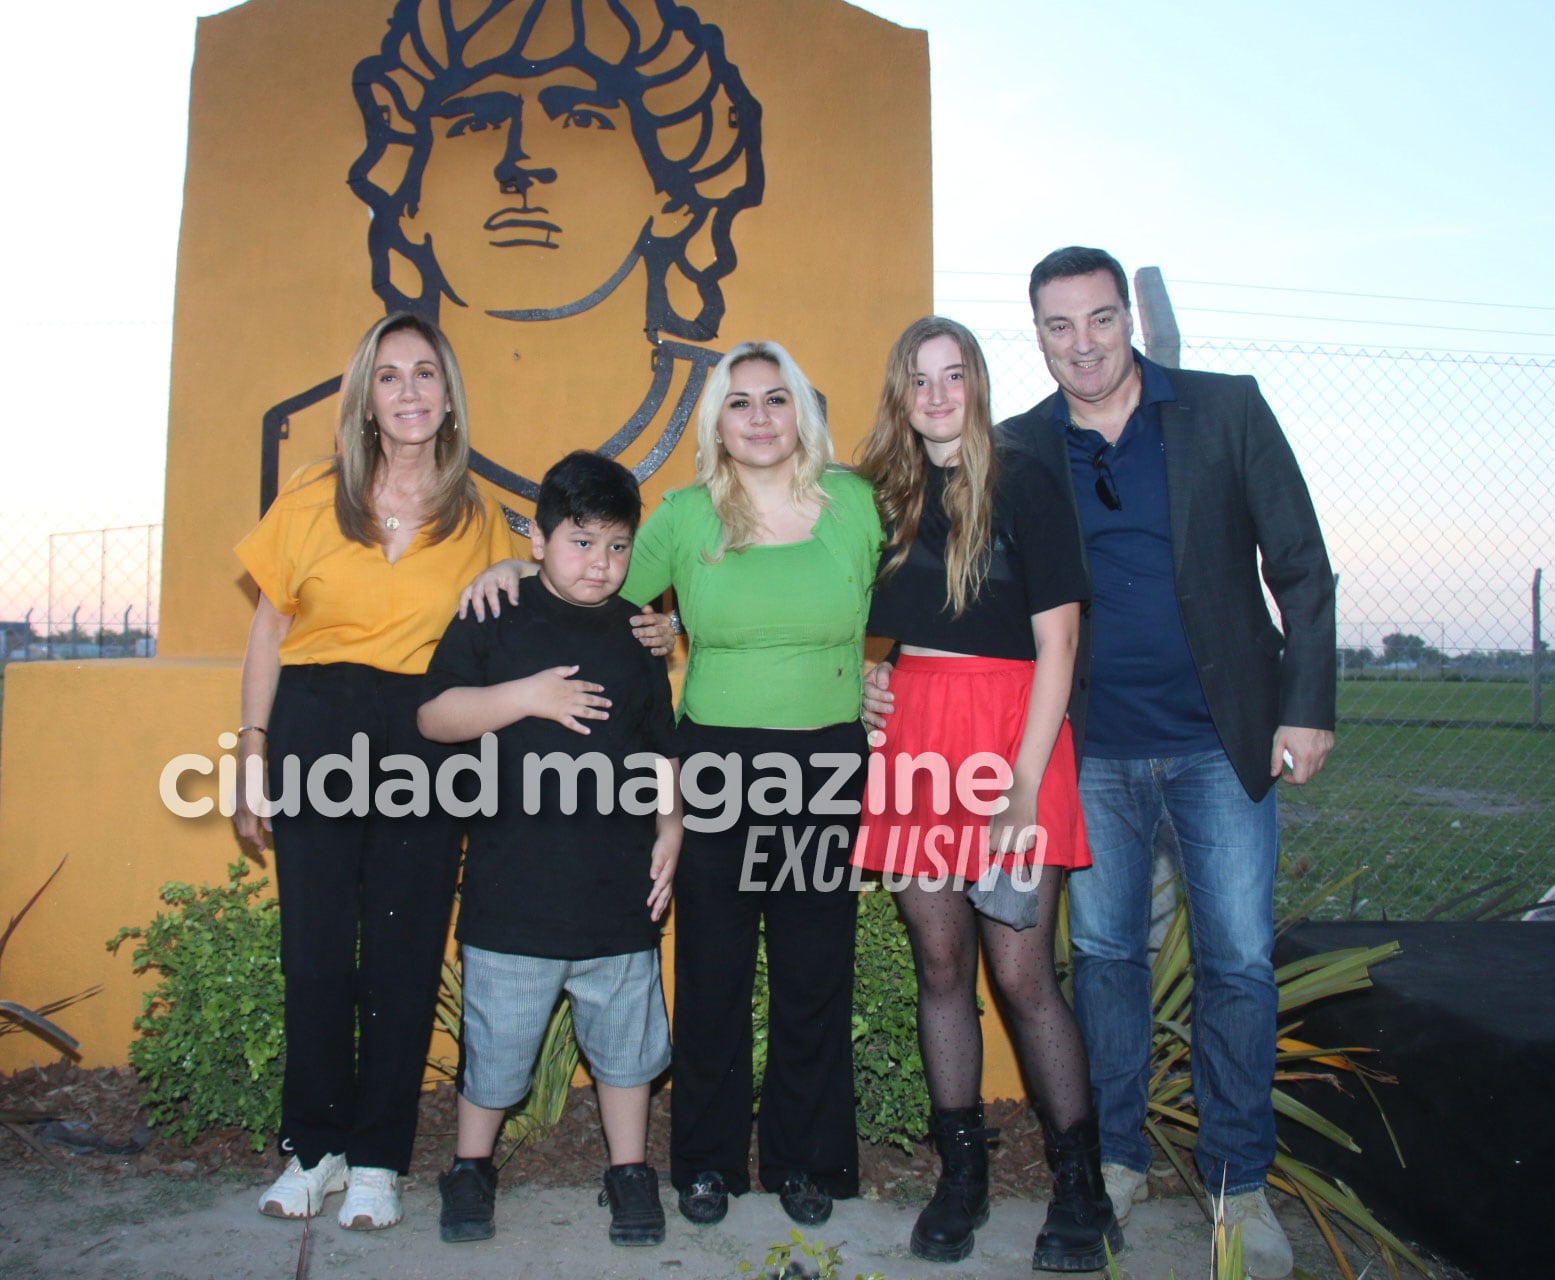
[{"left": 233, "top": 315, "right": 597, "bottom": 1232}]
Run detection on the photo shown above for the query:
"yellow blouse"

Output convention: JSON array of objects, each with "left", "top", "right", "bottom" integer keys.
[{"left": 236, "top": 463, "right": 518, "bottom": 675}]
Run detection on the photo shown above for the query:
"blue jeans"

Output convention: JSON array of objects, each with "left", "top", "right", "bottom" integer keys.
[{"left": 1069, "top": 749, "right": 1278, "bottom": 1195}]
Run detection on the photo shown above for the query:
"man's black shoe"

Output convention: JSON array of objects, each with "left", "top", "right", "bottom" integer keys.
[
  {"left": 600, "top": 1163, "right": 666, "bottom": 1246},
  {"left": 778, "top": 1175, "right": 832, "bottom": 1226},
  {"left": 438, "top": 1159, "right": 497, "bottom": 1243},
  {"left": 677, "top": 1171, "right": 729, "bottom": 1224}
]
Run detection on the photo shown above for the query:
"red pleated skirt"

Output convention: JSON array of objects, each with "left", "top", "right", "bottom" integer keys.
[{"left": 851, "top": 654, "right": 1090, "bottom": 880}]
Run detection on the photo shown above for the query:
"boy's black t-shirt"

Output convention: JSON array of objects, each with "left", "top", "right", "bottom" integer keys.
[{"left": 421, "top": 576, "right": 676, "bottom": 959}]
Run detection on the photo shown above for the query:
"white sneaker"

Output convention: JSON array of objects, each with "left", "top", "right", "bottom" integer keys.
[
  {"left": 1223, "top": 1188, "right": 1294, "bottom": 1280},
  {"left": 339, "top": 1166, "right": 403, "bottom": 1230},
  {"left": 257, "top": 1152, "right": 348, "bottom": 1219},
  {"left": 1101, "top": 1162, "right": 1148, "bottom": 1226}
]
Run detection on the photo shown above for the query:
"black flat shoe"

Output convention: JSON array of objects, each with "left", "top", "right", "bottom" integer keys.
[
  {"left": 678, "top": 1171, "right": 729, "bottom": 1225},
  {"left": 778, "top": 1175, "right": 832, "bottom": 1226}
]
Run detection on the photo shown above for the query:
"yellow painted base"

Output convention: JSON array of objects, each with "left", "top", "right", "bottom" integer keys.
[
  {"left": 0, "top": 660, "right": 247, "bottom": 1073},
  {"left": 0, "top": 659, "right": 1023, "bottom": 1102}
]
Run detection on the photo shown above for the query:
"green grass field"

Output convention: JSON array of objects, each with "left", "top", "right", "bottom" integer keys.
[
  {"left": 1337, "top": 674, "right": 1544, "bottom": 724},
  {"left": 1277, "top": 678, "right": 1553, "bottom": 920}
]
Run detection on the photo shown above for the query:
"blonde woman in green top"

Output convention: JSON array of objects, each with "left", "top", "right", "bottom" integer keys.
[
  {"left": 620, "top": 341, "right": 881, "bottom": 1230},
  {"left": 459, "top": 343, "right": 881, "bottom": 1226}
]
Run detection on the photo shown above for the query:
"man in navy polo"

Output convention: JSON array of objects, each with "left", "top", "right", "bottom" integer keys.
[{"left": 1010, "top": 246, "right": 1335, "bottom": 1280}]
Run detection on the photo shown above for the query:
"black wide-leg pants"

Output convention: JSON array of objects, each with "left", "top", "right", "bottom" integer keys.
[
  {"left": 669, "top": 719, "right": 865, "bottom": 1197},
  {"left": 267, "top": 663, "right": 465, "bottom": 1173}
]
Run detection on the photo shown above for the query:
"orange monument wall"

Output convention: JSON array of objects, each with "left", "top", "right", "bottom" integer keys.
[{"left": 1, "top": 0, "right": 1023, "bottom": 1103}]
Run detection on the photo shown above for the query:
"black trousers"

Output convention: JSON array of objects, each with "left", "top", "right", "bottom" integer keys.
[
  {"left": 268, "top": 663, "right": 465, "bottom": 1173},
  {"left": 669, "top": 719, "right": 865, "bottom": 1197}
]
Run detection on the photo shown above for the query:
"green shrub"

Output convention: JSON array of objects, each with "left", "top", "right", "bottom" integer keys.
[
  {"left": 752, "top": 883, "right": 928, "bottom": 1152},
  {"left": 740, "top": 1228, "right": 886, "bottom": 1280},
  {"left": 850, "top": 885, "right": 927, "bottom": 1149},
  {"left": 108, "top": 860, "right": 284, "bottom": 1150},
  {"left": 100, "top": 868, "right": 926, "bottom": 1157}
]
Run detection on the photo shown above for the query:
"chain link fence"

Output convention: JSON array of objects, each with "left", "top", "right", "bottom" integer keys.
[
  {"left": 3, "top": 335, "right": 1553, "bottom": 919},
  {"left": 981, "top": 327, "right": 1555, "bottom": 920},
  {"left": 0, "top": 525, "right": 161, "bottom": 665}
]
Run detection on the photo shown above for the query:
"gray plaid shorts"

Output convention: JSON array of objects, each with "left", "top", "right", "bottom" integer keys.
[{"left": 459, "top": 944, "right": 671, "bottom": 1109}]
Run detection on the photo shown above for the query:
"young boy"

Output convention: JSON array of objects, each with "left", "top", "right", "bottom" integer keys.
[{"left": 418, "top": 451, "right": 680, "bottom": 1247}]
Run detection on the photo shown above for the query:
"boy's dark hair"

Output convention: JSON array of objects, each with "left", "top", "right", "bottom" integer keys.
[{"left": 534, "top": 450, "right": 643, "bottom": 536}]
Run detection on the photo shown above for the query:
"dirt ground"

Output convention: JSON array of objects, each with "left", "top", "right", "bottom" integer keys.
[
  {"left": 0, "top": 1062, "right": 1471, "bottom": 1280},
  {"left": 0, "top": 1061, "right": 1089, "bottom": 1198}
]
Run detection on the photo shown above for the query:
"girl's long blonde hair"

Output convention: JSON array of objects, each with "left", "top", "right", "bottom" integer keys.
[
  {"left": 857, "top": 316, "right": 997, "bottom": 616},
  {"left": 694, "top": 341, "right": 834, "bottom": 557}
]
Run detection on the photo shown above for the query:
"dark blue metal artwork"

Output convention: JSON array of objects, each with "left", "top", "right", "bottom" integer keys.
[{"left": 260, "top": 0, "right": 764, "bottom": 529}]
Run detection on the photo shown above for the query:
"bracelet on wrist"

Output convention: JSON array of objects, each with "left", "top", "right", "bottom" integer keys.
[
  {"left": 669, "top": 609, "right": 685, "bottom": 637},
  {"left": 238, "top": 724, "right": 268, "bottom": 737}
]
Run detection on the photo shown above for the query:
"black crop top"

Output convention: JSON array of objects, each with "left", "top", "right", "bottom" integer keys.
[{"left": 866, "top": 445, "right": 1089, "bottom": 658}]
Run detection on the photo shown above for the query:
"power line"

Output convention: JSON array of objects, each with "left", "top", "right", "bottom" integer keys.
[
  {"left": 1174, "top": 306, "right": 1555, "bottom": 341},
  {"left": 1171, "top": 279, "right": 1555, "bottom": 314},
  {"left": 934, "top": 269, "right": 1555, "bottom": 314},
  {"left": 1178, "top": 337, "right": 1555, "bottom": 361},
  {"left": 934, "top": 295, "right": 1555, "bottom": 342},
  {"left": 967, "top": 325, "right": 1555, "bottom": 360}
]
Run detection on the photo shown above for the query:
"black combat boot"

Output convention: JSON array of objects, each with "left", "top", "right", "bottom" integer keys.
[
  {"left": 910, "top": 1103, "right": 999, "bottom": 1263},
  {"left": 1032, "top": 1113, "right": 1124, "bottom": 1272}
]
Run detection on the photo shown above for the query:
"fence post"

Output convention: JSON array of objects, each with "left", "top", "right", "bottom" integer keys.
[
  {"left": 147, "top": 524, "right": 156, "bottom": 644},
  {"left": 1333, "top": 572, "right": 1342, "bottom": 680},
  {"left": 1535, "top": 569, "right": 1544, "bottom": 728},
  {"left": 1134, "top": 265, "right": 1185, "bottom": 952},
  {"left": 47, "top": 532, "right": 57, "bottom": 659},
  {"left": 1134, "top": 266, "right": 1181, "bottom": 369},
  {"left": 99, "top": 527, "right": 109, "bottom": 656}
]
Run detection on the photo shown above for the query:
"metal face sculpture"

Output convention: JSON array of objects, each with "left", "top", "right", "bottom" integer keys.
[{"left": 261, "top": 0, "right": 764, "bottom": 528}]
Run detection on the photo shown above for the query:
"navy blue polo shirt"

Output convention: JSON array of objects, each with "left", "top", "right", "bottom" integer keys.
[{"left": 1055, "top": 354, "right": 1220, "bottom": 759}]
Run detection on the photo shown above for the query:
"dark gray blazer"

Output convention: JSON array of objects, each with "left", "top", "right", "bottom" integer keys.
[{"left": 1002, "top": 362, "right": 1336, "bottom": 803}]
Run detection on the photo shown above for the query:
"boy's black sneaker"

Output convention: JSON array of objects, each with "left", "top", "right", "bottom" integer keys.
[
  {"left": 600, "top": 1163, "right": 666, "bottom": 1246},
  {"left": 438, "top": 1159, "right": 497, "bottom": 1243}
]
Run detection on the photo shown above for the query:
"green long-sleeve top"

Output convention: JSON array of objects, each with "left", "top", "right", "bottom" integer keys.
[{"left": 622, "top": 469, "right": 883, "bottom": 729}]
